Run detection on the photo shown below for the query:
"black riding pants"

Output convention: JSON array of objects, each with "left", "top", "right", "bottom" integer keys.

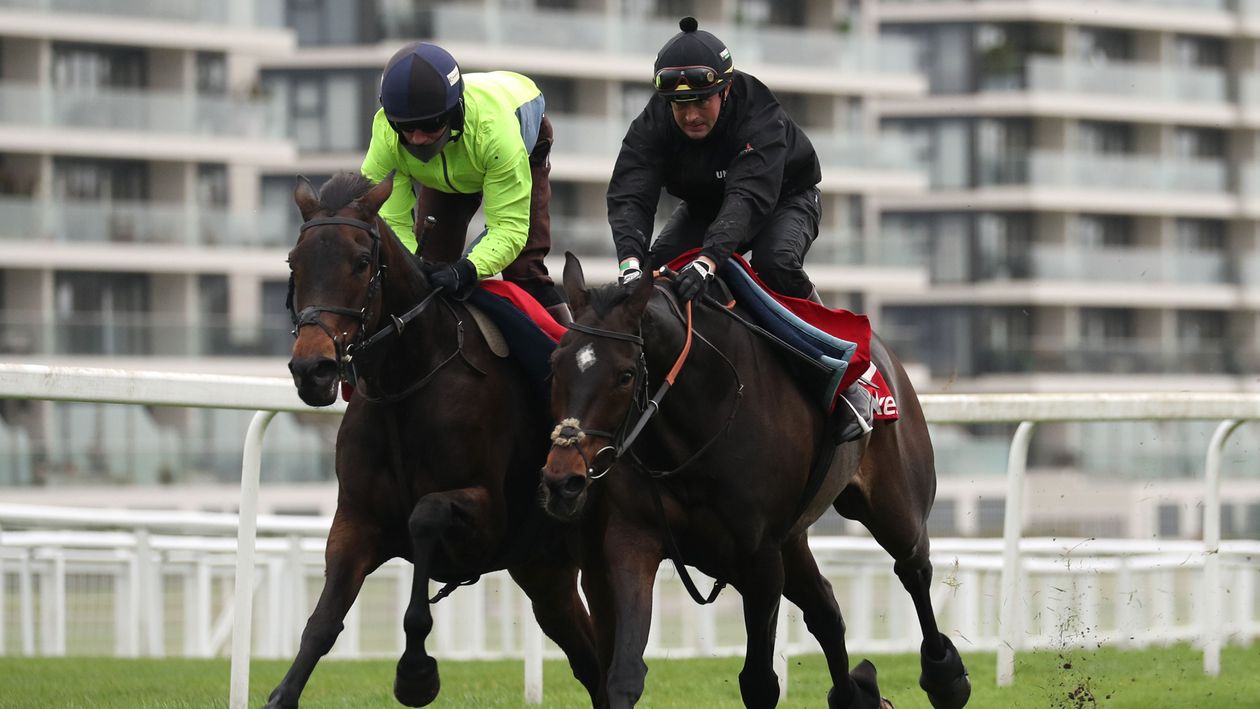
[{"left": 648, "top": 186, "right": 821, "bottom": 299}]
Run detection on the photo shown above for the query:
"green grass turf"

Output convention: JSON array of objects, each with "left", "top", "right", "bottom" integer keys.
[{"left": 0, "top": 643, "right": 1255, "bottom": 707}]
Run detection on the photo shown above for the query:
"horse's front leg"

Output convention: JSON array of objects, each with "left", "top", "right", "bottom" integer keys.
[
  {"left": 736, "top": 545, "right": 786, "bottom": 709},
  {"left": 510, "top": 558, "right": 605, "bottom": 707},
  {"left": 603, "top": 516, "right": 663, "bottom": 709},
  {"left": 264, "top": 511, "right": 383, "bottom": 709},
  {"left": 394, "top": 486, "right": 495, "bottom": 708}
]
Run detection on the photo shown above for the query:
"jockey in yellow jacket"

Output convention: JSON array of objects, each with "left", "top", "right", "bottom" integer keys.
[{"left": 361, "top": 42, "right": 570, "bottom": 323}]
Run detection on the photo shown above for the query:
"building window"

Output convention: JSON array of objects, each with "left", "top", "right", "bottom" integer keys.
[
  {"left": 1074, "top": 27, "right": 1133, "bottom": 63},
  {"left": 196, "top": 52, "right": 227, "bottom": 94},
  {"left": 977, "top": 497, "right": 1005, "bottom": 535},
  {"left": 54, "top": 272, "right": 150, "bottom": 355},
  {"left": 1175, "top": 218, "right": 1224, "bottom": 250},
  {"left": 1158, "top": 504, "right": 1181, "bottom": 537},
  {"left": 1172, "top": 127, "right": 1225, "bottom": 160},
  {"left": 51, "top": 43, "right": 146, "bottom": 89},
  {"left": 927, "top": 498, "right": 957, "bottom": 536},
  {"left": 1173, "top": 34, "right": 1225, "bottom": 68},
  {"left": 1072, "top": 214, "right": 1132, "bottom": 248},
  {"left": 1077, "top": 121, "right": 1133, "bottom": 155}
]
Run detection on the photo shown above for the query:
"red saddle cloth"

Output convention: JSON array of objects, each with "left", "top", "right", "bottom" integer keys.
[
  {"left": 479, "top": 280, "right": 567, "bottom": 342},
  {"left": 664, "top": 250, "right": 897, "bottom": 420}
]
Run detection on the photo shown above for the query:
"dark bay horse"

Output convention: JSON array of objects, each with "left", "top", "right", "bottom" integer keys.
[
  {"left": 540, "top": 254, "right": 970, "bottom": 709},
  {"left": 268, "top": 173, "right": 601, "bottom": 708}
]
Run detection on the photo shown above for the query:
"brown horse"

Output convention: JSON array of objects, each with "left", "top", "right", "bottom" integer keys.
[
  {"left": 540, "top": 254, "right": 970, "bottom": 709},
  {"left": 268, "top": 173, "right": 602, "bottom": 708}
]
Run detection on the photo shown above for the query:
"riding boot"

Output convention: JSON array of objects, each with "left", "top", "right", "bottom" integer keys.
[
  {"left": 832, "top": 382, "right": 874, "bottom": 445},
  {"left": 545, "top": 302, "right": 573, "bottom": 327}
]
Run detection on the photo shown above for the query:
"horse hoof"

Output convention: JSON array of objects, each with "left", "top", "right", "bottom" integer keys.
[
  {"left": 394, "top": 656, "right": 441, "bottom": 707},
  {"left": 261, "top": 687, "right": 296, "bottom": 709},
  {"left": 919, "top": 635, "right": 971, "bottom": 709},
  {"left": 828, "top": 659, "right": 889, "bottom": 709}
]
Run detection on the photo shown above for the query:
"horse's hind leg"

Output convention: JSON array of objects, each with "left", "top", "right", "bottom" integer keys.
[
  {"left": 264, "top": 512, "right": 383, "bottom": 709},
  {"left": 395, "top": 487, "right": 495, "bottom": 708},
  {"left": 837, "top": 454, "right": 970, "bottom": 707},
  {"left": 511, "top": 560, "right": 606, "bottom": 708}
]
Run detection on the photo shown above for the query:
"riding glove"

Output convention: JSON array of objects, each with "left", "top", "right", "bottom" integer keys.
[
  {"left": 674, "top": 259, "right": 714, "bottom": 302},
  {"left": 425, "top": 257, "right": 479, "bottom": 300},
  {"left": 618, "top": 267, "right": 643, "bottom": 287}
]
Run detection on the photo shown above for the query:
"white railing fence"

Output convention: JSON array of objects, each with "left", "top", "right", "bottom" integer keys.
[{"left": 1, "top": 365, "right": 1258, "bottom": 707}]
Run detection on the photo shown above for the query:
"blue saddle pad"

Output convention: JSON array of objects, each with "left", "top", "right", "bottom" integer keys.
[{"left": 467, "top": 288, "right": 557, "bottom": 406}]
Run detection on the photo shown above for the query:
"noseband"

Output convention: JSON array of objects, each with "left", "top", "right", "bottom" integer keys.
[{"left": 287, "top": 216, "right": 386, "bottom": 374}]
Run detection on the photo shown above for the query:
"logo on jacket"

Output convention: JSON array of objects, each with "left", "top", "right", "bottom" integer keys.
[{"left": 715, "top": 169, "right": 726, "bottom": 180}]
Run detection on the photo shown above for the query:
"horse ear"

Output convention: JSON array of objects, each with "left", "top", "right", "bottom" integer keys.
[
  {"left": 294, "top": 176, "right": 321, "bottom": 221},
  {"left": 562, "top": 252, "right": 590, "bottom": 313},
  {"left": 625, "top": 257, "right": 654, "bottom": 316},
  {"left": 359, "top": 170, "right": 395, "bottom": 215}
]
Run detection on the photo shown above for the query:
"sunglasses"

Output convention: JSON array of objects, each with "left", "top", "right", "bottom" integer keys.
[
  {"left": 654, "top": 65, "right": 724, "bottom": 94},
  {"left": 390, "top": 114, "right": 448, "bottom": 134}
]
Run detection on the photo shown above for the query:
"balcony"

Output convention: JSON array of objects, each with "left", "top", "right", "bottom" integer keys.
[
  {"left": 980, "top": 150, "right": 1229, "bottom": 194},
  {"left": 0, "top": 0, "right": 283, "bottom": 28},
  {"left": 1029, "top": 244, "right": 1230, "bottom": 285},
  {"left": 0, "top": 82, "right": 284, "bottom": 141},
  {"left": 0, "top": 311, "right": 292, "bottom": 358},
  {"left": 548, "top": 114, "right": 925, "bottom": 187},
  {"left": 424, "top": 5, "right": 918, "bottom": 76},
  {"left": 976, "top": 337, "right": 1238, "bottom": 376},
  {"left": 0, "top": 195, "right": 291, "bottom": 248},
  {"left": 983, "top": 55, "right": 1228, "bottom": 105}
]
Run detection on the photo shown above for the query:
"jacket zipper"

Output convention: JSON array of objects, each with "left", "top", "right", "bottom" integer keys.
[{"left": 440, "top": 153, "right": 457, "bottom": 192}]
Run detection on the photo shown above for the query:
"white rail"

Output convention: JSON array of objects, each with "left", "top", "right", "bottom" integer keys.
[{"left": 1, "top": 364, "right": 1258, "bottom": 705}]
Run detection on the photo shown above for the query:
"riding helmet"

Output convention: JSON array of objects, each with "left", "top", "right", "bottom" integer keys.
[
  {"left": 378, "top": 41, "right": 465, "bottom": 127},
  {"left": 653, "top": 17, "right": 734, "bottom": 102}
]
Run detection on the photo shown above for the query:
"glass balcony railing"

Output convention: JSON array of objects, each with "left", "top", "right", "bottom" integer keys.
[
  {"left": 986, "top": 55, "right": 1229, "bottom": 104},
  {"left": 425, "top": 6, "right": 917, "bottom": 74},
  {"left": 0, "top": 195, "right": 293, "bottom": 247},
  {"left": 808, "top": 231, "right": 931, "bottom": 268},
  {"left": 882, "top": 0, "right": 1231, "bottom": 11},
  {"left": 976, "top": 338, "right": 1239, "bottom": 376},
  {"left": 0, "top": 82, "right": 285, "bottom": 140},
  {"left": 980, "top": 150, "right": 1229, "bottom": 193},
  {"left": 1029, "top": 244, "right": 1230, "bottom": 284},
  {"left": 0, "top": 311, "right": 293, "bottom": 358},
  {"left": 0, "top": 0, "right": 284, "bottom": 28},
  {"left": 549, "top": 114, "right": 924, "bottom": 175}
]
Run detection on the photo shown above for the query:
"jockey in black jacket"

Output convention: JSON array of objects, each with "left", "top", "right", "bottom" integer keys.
[
  {"left": 607, "top": 16, "right": 824, "bottom": 305},
  {"left": 606, "top": 17, "right": 873, "bottom": 442}
]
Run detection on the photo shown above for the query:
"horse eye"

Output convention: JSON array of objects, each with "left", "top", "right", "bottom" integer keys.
[
  {"left": 618, "top": 370, "right": 635, "bottom": 387},
  {"left": 354, "top": 255, "right": 371, "bottom": 274}
]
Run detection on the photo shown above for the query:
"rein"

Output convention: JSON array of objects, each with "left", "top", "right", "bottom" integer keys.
[{"left": 551, "top": 282, "right": 746, "bottom": 605}]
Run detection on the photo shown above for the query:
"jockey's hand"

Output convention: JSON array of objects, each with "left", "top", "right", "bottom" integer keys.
[
  {"left": 674, "top": 259, "right": 714, "bottom": 302},
  {"left": 618, "top": 266, "right": 643, "bottom": 287},
  {"left": 425, "top": 257, "right": 478, "bottom": 300}
]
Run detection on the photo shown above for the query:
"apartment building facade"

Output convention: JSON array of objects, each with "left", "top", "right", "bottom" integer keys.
[{"left": 0, "top": 0, "right": 1255, "bottom": 539}]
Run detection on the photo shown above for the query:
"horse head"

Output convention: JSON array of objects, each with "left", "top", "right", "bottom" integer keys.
[
  {"left": 541, "top": 253, "right": 654, "bottom": 520},
  {"left": 286, "top": 172, "right": 396, "bottom": 406}
]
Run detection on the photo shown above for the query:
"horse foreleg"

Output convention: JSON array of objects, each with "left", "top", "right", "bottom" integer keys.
[
  {"left": 603, "top": 519, "right": 662, "bottom": 709},
  {"left": 510, "top": 560, "right": 605, "bottom": 708},
  {"left": 736, "top": 545, "right": 785, "bottom": 709},
  {"left": 264, "top": 512, "right": 383, "bottom": 709},
  {"left": 395, "top": 487, "right": 494, "bottom": 708}
]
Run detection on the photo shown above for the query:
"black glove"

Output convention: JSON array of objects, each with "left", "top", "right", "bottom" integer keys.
[
  {"left": 618, "top": 266, "right": 643, "bottom": 288},
  {"left": 425, "top": 257, "right": 479, "bottom": 300},
  {"left": 673, "top": 259, "right": 714, "bottom": 302}
]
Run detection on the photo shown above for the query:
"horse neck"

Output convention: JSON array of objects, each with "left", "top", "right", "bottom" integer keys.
[{"left": 641, "top": 294, "right": 734, "bottom": 412}]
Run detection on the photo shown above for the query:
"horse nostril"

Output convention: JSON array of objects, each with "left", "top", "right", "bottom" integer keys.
[
  {"left": 559, "top": 474, "right": 586, "bottom": 500},
  {"left": 290, "top": 357, "right": 339, "bottom": 385}
]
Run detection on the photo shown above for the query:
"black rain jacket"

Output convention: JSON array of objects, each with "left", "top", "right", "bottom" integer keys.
[{"left": 607, "top": 71, "right": 822, "bottom": 267}]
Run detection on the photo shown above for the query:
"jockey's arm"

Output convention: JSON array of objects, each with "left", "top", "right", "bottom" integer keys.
[
  {"left": 700, "top": 121, "right": 787, "bottom": 267},
  {"left": 361, "top": 120, "right": 420, "bottom": 251},
  {"left": 465, "top": 130, "right": 532, "bottom": 278},
  {"left": 607, "top": 111, "right": 668, "bottom": 267}
]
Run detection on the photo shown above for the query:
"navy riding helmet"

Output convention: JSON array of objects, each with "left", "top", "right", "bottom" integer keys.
[
  {"left": 379, "top": 42, "right": 465, "bottom": 160},
  {"left": 653, "top": 17, "right": 734, "bottom": 102}
]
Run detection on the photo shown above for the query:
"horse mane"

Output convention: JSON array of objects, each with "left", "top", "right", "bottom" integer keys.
[
  {"left": 317, "top": 171, "right": 376, "bottom": 210},
  {"left": 586, "top": 281, "right": 638, "bottom": 319}
]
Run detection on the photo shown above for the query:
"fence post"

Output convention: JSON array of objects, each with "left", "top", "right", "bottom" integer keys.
[
  {"left": 997, "top": 421, "right": 1036, "bottom": 686},
  {"left": 1203, "top": 419, "right": 1243, "bottom": 676},
  {"left": 229, "top": 410, "right": 277, "bottom": 709}
]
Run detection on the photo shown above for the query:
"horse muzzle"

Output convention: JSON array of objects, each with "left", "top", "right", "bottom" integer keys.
[
  {"left": 288, "top": 355, "right": 341, "bottom": 407},
  {"left": 540, "top": 448, "right": 592, "bottom": 519}
]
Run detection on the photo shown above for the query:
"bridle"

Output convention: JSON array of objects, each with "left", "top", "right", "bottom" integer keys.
[
  {"left": 549, "top": 284, "right": 744, "bottom": 479},
  {"left": 286, "top": 216, "right": 386, "bottom": 377}
]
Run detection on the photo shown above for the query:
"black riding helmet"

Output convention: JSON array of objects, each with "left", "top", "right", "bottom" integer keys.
[
  {"left": 379, "top": 42, "right": 465, "bottom": 161},
  {"left": 653, "top": 17, "right": 734, "bottom": 102}
]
